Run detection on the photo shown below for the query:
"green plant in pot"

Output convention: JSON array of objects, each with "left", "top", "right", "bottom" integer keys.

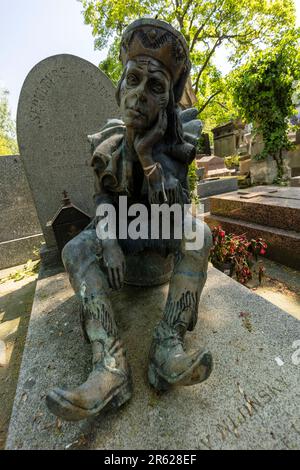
[{"left": 210, "top": 226, "right": 267, "bottom": 285}]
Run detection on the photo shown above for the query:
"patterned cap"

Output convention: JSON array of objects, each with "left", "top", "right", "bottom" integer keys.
[{"left": 120, "top": 18, "right": 191, "bottom": 103}]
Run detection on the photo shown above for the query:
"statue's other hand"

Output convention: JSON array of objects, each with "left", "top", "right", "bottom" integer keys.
[{"left": 102, "top": 242, "right": 126, "bottom": 290}]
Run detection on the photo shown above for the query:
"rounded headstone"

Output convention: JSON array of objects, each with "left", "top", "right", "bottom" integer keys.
[{"left": 17, "top": 54, "right": 120, "bottom": 247}]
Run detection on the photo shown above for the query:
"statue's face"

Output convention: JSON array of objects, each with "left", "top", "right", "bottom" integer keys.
[{"left": 119, "top": 56, "right": 171, "bottom": 131}]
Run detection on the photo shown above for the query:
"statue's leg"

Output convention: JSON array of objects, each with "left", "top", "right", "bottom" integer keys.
[
  {"left": 46, "top": 229, "right": 132, "bottom": 421},
  {"left": 148, "top": 219, "right": 213, "bottom": 391}
]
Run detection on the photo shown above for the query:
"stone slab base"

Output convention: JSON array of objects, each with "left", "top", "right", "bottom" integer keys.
[
  {"left": 199, "top": 197, "right": 211, "bottom": 213},
  {"left": 5, "top": 264, "right": 300, "bottom": 450},
  {"left": 205, "top": 213, "right": 300, "bottom": 270},
  {"left": 0, "top": 234, "right": 44, "bottom": 270},
  {"left": 197, "top": 178, "right": 238, "bottom": 198},
  {"left": 39, "top": 245, "right": 62, "bottom": 268},
  {"left": 291, "top": 177, "right": 300, "bottom": 187},
  {"left": 209, "top": 186, "right": 300, "bottom": 232}
]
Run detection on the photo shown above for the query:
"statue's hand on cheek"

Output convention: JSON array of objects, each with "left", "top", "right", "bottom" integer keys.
[
  {"left": 102, "top": 240, "right": 126, "bottom": 290},
  {"left": 134, "top": 109, "right": 167, "bottom": 161}
]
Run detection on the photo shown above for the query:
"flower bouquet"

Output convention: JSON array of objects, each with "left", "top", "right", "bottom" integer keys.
[{"left": 210, "top": 226, "right": 267, "bottom": 285}]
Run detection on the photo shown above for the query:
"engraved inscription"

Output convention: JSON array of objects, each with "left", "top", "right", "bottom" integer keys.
[
  {"left": 80, "top": 69, "right": 111, "bottom": 98},
  {"left": 29, "top": 67, "right": 68, "bottom": 127},
  {"left": 197, "top": 376, "right": 290, "bottom": 449}
]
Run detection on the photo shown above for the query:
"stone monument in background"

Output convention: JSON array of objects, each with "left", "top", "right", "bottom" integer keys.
[{"left": 17, "top": 54, "right": 120, "bottom": 258}]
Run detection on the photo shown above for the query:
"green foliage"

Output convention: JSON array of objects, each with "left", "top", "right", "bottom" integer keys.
[
  {"left": 196, "top": 133, "right": 210, "bottom": 154},
  {"left": 80, "top": 0, "right": 297, "bottom": 128},
  {"left": 0, "top": 135, "right": 17, "bottom": 155},
  {"left": 0, "top": 259, "right": 40, "bottom": 284},
  {"left": 224, "top": 154, "right": 240, "bottom": 169},
  {"left": 188, "top": 160, "right": 198, "bottom": 194},
  {"left": 198, "top": 72, "right": 238, "bottom": 133},
  {"left": 0, "top": 88, "right": 18, "bottom": 156},
  {"left": 100, "top": 38, "right": 123, "bottom": 85},
  {"left": 231, "top": 31, "right": 300, "bottom": 179}
]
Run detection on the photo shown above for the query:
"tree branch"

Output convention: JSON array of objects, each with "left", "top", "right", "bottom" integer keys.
[
  {"left": 198, "top": 91, "right": 222, "bottom": 114},
  {"left": 215, "top": 100, "right": 229, "bottom": 111},
  {"left": 188, "top": 11, "right": 196, "bottom": 31},
  {"left": 189, "top": 0, "right": 225, "bottom": 52},
  {"left": 194, "top": 38, "right": 222, "bottom": 94},
  {"left": 182, "top": 0, "right": 193, "bottom": 20},
  {"left": 189, "top": 11, "right": 216, "bottom": 52}
]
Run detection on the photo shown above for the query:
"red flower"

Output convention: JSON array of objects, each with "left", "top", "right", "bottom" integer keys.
[
  {"left": 219, "top": 230, "right": 225, "bottom": 238},
  {"left": 260, "top": 248, "right": 266, "bottom": 255}
]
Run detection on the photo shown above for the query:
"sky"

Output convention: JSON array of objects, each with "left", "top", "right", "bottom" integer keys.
[
  {"left": 1, "top": 0, "right": 300, "bottom": 120},
  {"left": 0, "top": 0, "right": 106, "bottom": 119}
]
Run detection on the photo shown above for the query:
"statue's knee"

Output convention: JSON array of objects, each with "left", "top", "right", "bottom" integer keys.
[
  {"left": 203, "top": 222, "right": 213, "bottom": 252},
  {"left": 191, "top": 221, "right": 212, "bottom": 257},
  {"left": 61, "top": 241, "right": 72, "bottom": 271},
  {"left": 61, "top": 237, "right": 81, "bottom": 270}
]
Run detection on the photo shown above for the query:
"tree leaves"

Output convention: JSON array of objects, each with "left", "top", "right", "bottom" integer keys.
[
  {"left": 231, "top": 30, "right": 300, "bottom": 178},
  {"left": 79, "top": 0, "right": 298, "bottom": 132},
  {"left": 0, "top": 88, "right": 18, "bottom": 156}
]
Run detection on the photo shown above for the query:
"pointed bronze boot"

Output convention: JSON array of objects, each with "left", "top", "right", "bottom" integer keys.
[
  {"left": 46, "top": 337, "right": 132, "bottom": 421},
  {"left": 46, "top": 297, "right": 132, "bottom": 421},
  {"left": 148, "top": 314, "right": 213, "bottom": 391}
]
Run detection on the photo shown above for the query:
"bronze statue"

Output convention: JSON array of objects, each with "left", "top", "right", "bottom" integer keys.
[{"left": 46, "top": 18, "right": 213, "bottom": 421}]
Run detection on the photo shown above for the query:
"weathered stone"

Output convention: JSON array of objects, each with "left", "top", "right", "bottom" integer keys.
[
  {"left": 197, "top": 177, "right": 238, "bottom": 198},
  {"left": 250, "top": 156, "right": 278, "bottom": 185},
  {"left": 205, "top": 186, "right": 300, "bottom": 269},
  {"left": 0, "top": 155, "right": 44, "bottom": 268},
  {"left": 0, "top": 155, "right": 42, "bottom": 243},
  {"left": 0, "top": 235, "right": 43, "bottom": 270},
  {"left": 286, "top": 146, "right": 300, "bottom": 177},
  {"left": 209, "top": 186, "right": 300, "bottom": 232},
  {"left": 198, "top": 133, "right": 211, "bottom": 155},
  {"left": 196, "top": 155, "right": 231, "bottom": 178},
  {"left": 239, "top": 158, "right": 251, "bottom": 175},
  {"left": 17, "top": 54, "right": 120, "bottom": 248},
  {"left": 0, "top": 340, "right": 7, "bottom": 367},
  {"left": 196, "top": 167, "right": 205, "bottom": 181},
  {"left": 6, "top": 265, "right": 300, "bottom": 450},
  {"left": 250, "top": 133, "right": 264, "bottom": 159},
  {"left": 212, "top": 121, "right": 245, "bottom": 158},
  {"left": 290, "top": 177, "right": 300, "bottom": 187}
]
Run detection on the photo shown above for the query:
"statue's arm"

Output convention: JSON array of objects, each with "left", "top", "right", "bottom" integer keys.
[
  {"left": 133, "top": 109, "right": 194, "bottom": 205},
  {"left": 93, "top": 174, "right": 125, "bottom": 291}
]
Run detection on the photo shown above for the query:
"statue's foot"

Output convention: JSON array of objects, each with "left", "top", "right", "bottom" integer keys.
[
  {"left": 46, "top": 339, "right": 132, "bottom": 421},
  {"left": 46, "top": 375, "right": 132, "bottom": 421},
  {"left": 148, "top": 328, "right": 213, "bottom": 391}
]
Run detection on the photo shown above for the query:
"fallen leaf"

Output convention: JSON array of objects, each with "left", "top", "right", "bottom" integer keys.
[{"left": 56, "top": 418, "right": 62, "bottom": 430}]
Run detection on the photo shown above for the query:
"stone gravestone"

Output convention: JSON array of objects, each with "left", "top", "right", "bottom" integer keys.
[
  {"left": 17, "top": 54, "right": 120, "bottom": 251},
  {"left": 212, "top": 121, "right": 245, "bottom": 158},
  {"left": 196, "top": 155, "right": 231, "bottom": 178},
  {"left": 0, "top": 155, "right": 44, "bottom": 269}
]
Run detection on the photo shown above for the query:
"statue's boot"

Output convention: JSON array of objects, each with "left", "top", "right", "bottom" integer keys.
[
  {"left": 148, "top": 310, "right": 213, "bottom": 391},
  {"left": 46, "top": 299, "right": 132, "bottom": 421}
]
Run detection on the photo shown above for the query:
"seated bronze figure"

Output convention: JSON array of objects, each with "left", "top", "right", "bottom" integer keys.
[{"left": 46, "top": 18, "right": 213, "bottom": 421}]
